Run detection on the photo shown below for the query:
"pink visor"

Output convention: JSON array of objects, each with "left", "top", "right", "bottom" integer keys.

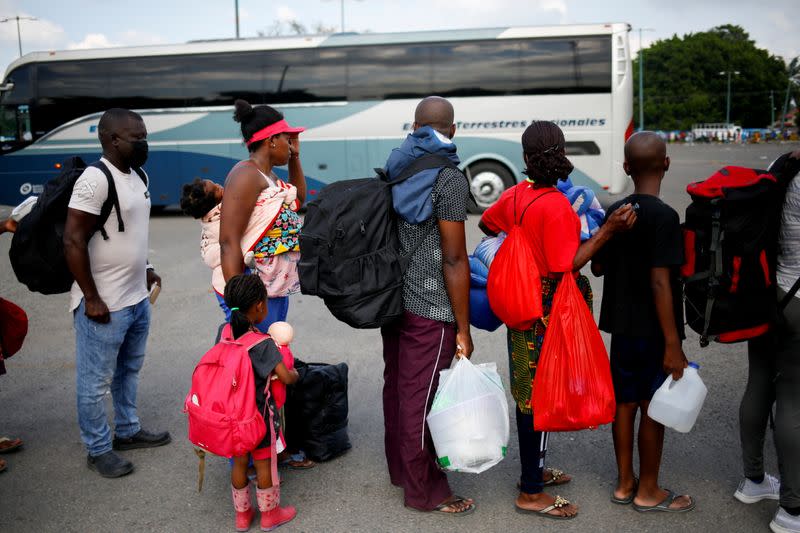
[{"left": 246, "top": 120, "right": 305, "bottom": 147}]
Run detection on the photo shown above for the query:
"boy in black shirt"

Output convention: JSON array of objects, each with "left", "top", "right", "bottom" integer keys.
[{"left": 592, "top": 132, "right": 694, "bottom": 513}]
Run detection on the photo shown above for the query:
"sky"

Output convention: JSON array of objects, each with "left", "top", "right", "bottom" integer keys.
[{"left": 0, "top": 0, "right": 797, "bottom": 74}]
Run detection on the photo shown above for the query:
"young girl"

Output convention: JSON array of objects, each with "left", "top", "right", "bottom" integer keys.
[{"left": 223, "top": 274, "right": 298, "bottom": 532}]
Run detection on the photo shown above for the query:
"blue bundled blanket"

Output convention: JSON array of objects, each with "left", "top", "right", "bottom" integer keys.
[{"left": 556, "top": 177, "right": 606, "bottom": 242}]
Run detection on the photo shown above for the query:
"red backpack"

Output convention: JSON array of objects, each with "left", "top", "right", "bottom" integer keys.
[
  {"left": 682, "top": 166, "right": 784, "bottom": 346},
  {"left": 487, "top": 189, "right": 556, "bottom": 331},
  {"left": 185, "top": 325, "right": 269, "bottom": 457}
]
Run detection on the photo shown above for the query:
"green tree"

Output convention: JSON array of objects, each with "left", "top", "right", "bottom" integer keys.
[{"left": 633, "top": 25, "right": 791, "bottom": 130}]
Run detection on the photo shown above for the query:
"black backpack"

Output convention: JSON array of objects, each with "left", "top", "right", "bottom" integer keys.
[
  {"left": 283, "top": 360, "right": 351, "bottom": 462},
  {"left": 682, "top": 155, "right": 800, "bottom": 346},
  {"left": 298, "top": 154, "right": 458, "bottom": 328},
  {"left": 9, "top": 156, "right": 147, "bottom": 295}
]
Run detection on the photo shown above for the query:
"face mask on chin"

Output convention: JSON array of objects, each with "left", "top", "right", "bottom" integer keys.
[{"left": 127, "top": 140, "right": 149, "bottom": 168}]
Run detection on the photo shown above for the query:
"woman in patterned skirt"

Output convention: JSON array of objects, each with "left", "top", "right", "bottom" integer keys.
[{"left": 479, "top": 121, "right": 636, "bottom": 520}]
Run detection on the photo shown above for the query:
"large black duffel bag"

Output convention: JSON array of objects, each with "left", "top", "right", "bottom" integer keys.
[{"left": 284, "top": 360, "right": 351, "bottom": 462}]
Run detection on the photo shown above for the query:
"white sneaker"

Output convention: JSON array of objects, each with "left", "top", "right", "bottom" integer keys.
[
  {"left": 734, "top": 474, "right": 781, "bottom": 504},
  {"left": 770, "top": 508, "right": 800, "bottom": 533}
]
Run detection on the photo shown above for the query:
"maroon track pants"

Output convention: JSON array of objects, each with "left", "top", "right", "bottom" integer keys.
[{"left": 381, "top": 311, "right": 456, "bottom": 511}]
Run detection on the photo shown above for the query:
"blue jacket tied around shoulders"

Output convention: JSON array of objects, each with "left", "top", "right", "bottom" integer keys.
[{"left": 384, "top": 126, "right": 461, "bottom": 224}]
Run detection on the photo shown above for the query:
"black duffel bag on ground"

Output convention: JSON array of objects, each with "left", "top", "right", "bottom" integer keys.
[{"left": 284, "top": 359, "right": 351, "bottom": 462}]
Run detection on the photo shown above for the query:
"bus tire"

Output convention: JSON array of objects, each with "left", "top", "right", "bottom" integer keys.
[{"left": 466, "top": 161, "right": 515, "bottom": 214}]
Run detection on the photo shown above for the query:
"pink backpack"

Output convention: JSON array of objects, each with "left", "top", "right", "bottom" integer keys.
[{"left": 185, "top": 324, "right": 269, "bottom": 457}]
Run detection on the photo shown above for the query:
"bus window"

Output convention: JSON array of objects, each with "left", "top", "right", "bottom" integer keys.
[
  {"left": 346, "top": 44, "right": 432, "bottom": 101},
  {"left": 431, "top": 40, "right": 521, "bottom": 97},
  {"left": 182, "top": 52, "right": 266, "bottom": 106},
  {"left": 1, "top": 64, "right": 33, "bottom": 105},
  {"left": 518, "top": 37, "right": 611, "bottom": 94},
  {"left": 267, "top": 48, "right": 346, "bottom": 103},
  {"left": 36, "top": 60, "right": 113, "bottom": 134},
  {"left": 108, "top": 56, "right": 185, "bottom": 109},
  {"left": 1, "top": 65, "right": 34, "bottom": 146},
  {"left": 575, "top": 37, "right": 612, "bottom": 91}
]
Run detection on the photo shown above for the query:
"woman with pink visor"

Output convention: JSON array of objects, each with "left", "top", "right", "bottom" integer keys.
[{"left": 218, "top": 99, "right": 307, "bottom": 331}]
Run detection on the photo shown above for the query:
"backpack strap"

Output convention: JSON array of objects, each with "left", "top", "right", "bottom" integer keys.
[
  {"left": 515, "top": 188, "right": 558, "bottom": 226},
  {"left": 90, "top": 161, "right": 124, "bottom": 241},
  {"left": 132, "top": 167, "right": 148, "bottom": 187},
  {"left": 779, "top": 276, "right": 800, "bottom": 311},
  {"left": 89, "top": 163, "right": 148, "bottom": 241},
  {"left": 382, "top": 153, "right": 459, "bottom": 186},
  {"left": 699, "top": 201, "right": 724, "bottom": 347}
]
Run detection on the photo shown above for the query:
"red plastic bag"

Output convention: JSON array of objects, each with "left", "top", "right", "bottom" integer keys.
[
  {"left": 532, "top": 275, "right": 615, "bottom": 431},
  {"left": 487, "top": 225, "right": 542, "bottom": 330}
]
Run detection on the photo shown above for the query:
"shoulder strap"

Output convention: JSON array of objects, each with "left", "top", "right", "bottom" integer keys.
[
  {"left": 90, "top": 161, "right": 123, "bottom": 240},
  {"left": 379, "top": 153, "right": 459, "bottom": 186},
  {"left": 779, "top": 276, "right": 800, "bottom": 311},
  {"left": 238, "top": 330, "right": 271, "bottom": 350},
  {"left": 132, "top": 167, "right": 148, "bottom": 187},
  {"left": 517, "top": 188, "right": 558, "bottom": 225}
]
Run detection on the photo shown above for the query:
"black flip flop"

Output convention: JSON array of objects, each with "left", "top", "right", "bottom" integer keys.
[
  {"left": 611, "top": 477, "right": 639, "bottom": 505},
  {"left": 633, "top": 490, "right": 695, "bottom": 513}
]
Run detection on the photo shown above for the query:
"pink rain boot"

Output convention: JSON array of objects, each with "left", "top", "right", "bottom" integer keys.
[
  {"left": 256, "top": 485, "right": 296, "bottom": 531},
  {"left": 231, "top": 484, "right": 255, "bottom": 532}
]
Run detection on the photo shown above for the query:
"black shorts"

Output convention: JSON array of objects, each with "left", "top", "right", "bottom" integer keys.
[{"left": 610, "top": 334, "right": 668, "bottom": 404}]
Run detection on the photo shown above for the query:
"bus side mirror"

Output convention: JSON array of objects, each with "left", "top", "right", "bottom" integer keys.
[{"left": 0, "top": 82, "right": 15, "bottom": 92}]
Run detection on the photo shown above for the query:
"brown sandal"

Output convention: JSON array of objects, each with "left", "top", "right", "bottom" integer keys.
[{"left": 433, "top": 495, "right": 476, "bottom": 516}]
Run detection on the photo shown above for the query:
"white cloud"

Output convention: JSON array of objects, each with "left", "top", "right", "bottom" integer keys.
[
  {"left": 68, "top": 33, "right": 118, "bottom": 49},
  {"left": 66, "top": 29, "right": 164, "bottom": 50},
  {"left": 276, "top": 6, "right": 297, "bottom": 21},
  {"left": 0, "top": 12, "right": 68, "bottom": 52},
  {"left": 540, "top": 0, "right": 568, "bottom": 20}
]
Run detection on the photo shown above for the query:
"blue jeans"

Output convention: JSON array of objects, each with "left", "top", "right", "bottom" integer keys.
[
  {"left": 215, "top": 293, "right": 289, "bottom": 333},
  {"left": 74, "top": 298, "right": 151, "bottom": 456}
]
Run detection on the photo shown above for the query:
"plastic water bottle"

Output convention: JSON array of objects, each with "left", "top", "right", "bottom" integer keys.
[{"left": 647, "top": 362, "right": 708, "bottom": 433}]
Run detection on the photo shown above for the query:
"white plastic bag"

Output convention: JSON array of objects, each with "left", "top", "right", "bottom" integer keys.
[{"left": 427, "top": 357, "right": 510, "bottom": 473}]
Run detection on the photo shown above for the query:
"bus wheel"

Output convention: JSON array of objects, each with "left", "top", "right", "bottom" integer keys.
[{"left": 466, "top": 161, "right": 514, "bottom": 213}]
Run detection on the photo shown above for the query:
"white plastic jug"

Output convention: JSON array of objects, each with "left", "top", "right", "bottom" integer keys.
[{"left": 647, "top": 362, "right": 707, "bottom": 433}]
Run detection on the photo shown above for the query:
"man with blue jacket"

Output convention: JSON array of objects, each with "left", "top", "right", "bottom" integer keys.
[{"left": 380, "top": 96, "right": 475, "bottom": 515}]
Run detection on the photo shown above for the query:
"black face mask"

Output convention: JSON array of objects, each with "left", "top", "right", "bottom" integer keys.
[{"left": 127, "top": 139, "right": 149, "bottom": 168}]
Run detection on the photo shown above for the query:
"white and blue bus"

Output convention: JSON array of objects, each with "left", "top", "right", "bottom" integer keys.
[{"left": 0, "top": 23, "right": 633, "bottom": 210}]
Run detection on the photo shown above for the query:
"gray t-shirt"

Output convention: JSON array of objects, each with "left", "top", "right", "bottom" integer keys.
[{"left": 398, "top": 167, "right": 470, "bottom": 323}]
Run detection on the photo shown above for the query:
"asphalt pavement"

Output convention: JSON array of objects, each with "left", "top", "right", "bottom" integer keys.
[{"left": 0, "top": 142, "right": 797, "bottom": 533}]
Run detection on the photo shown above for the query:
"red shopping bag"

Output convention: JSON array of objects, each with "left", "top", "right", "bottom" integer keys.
[
  {"left": 486, "top": 225, "right": 542, "bottom": 330},
  {"left": 486, "top": 189, "right": 557, "bottom": 331},
  {"left": 532, "top": 274, "right": 615, "bottom": 431}
]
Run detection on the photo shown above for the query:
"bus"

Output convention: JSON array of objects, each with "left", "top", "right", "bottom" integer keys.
[{"left": 0, "top": 24, "right": 633, "bottom": 210}]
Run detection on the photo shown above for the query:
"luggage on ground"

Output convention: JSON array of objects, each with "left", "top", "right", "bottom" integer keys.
[
  {"left": 184, "top": 325, "right": 268, "bottom": 458},
  {"left": 533, "top": 274, "right": 615, "bottom": 431},
  {"left": 298, "top": 154, "right": 456, "bottom": 328},
  {"left": 9, "top": 156, "right": 146, "bottom": 294},
  {"left": 427, "top": 357, "right": 509, "bottom": 474},
  {"left": 283, "top": 359, "right": 351, "bottom": 462}
]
